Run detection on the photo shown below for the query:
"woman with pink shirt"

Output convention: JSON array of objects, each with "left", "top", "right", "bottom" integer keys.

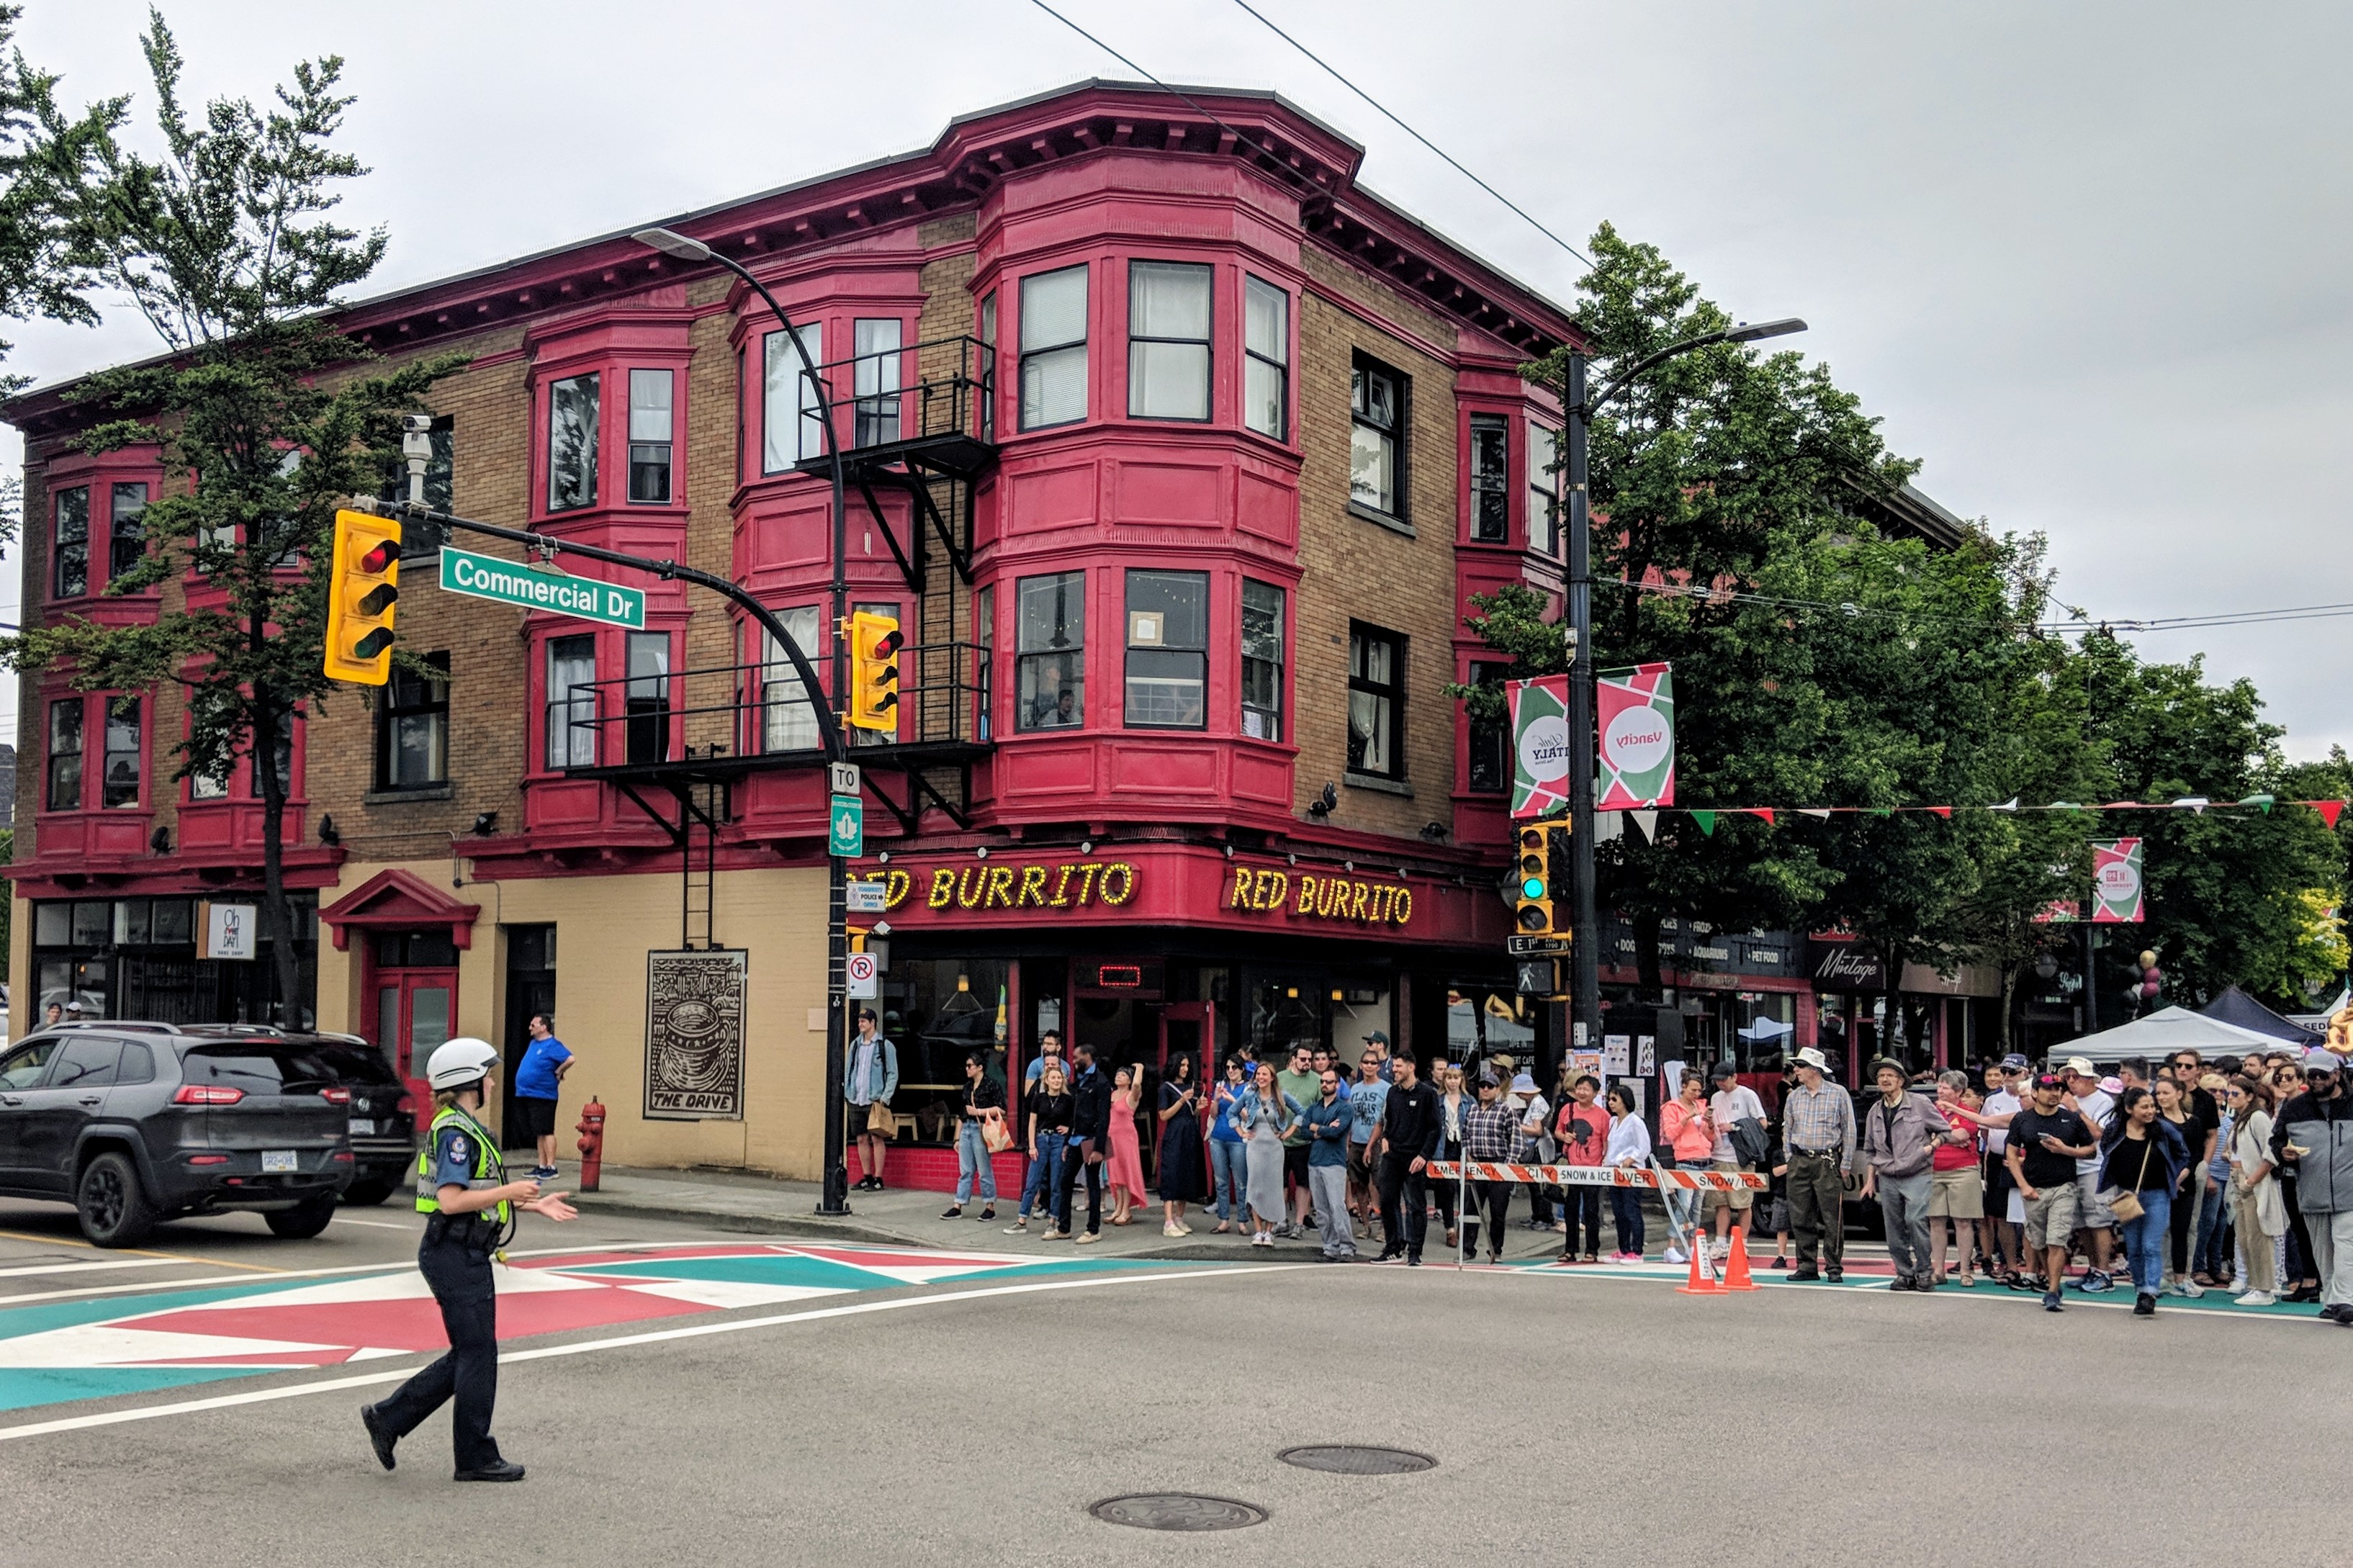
[{"left": 1659, "top": 1071, "right": 1715, "bottom": 1263}]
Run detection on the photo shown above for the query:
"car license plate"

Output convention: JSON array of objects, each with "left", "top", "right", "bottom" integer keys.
[
  {"left": 261, "top": 1150, "right": 299, "bottom": 1173},
  {"left": 348, "top": 1117, "right": 375, "bottom": 1135}
]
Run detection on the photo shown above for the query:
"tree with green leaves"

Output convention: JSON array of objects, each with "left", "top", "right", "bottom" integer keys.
[
  {"left": 0, "top": 2, "right": 126, "bottom": 540},
  {"left": 2, "top": 13, "right": 459, "bottom": 1020}
]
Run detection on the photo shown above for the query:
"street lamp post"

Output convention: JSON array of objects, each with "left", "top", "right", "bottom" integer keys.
[
  {"left": 1562, "top": 317, "right": 1806, "bottom": 1088},
  {"left": 633, "top": 227, "right": 858, "bottom": 1217}
]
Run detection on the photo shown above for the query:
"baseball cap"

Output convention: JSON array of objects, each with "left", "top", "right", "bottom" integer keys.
[
  {"left": 2303, "top": 1047, "right": 2341, "bottom": 1073},
  {"left": 1709, "top": 1060, "right": 1738, "bottom": 1082},
  {"left": 1999, "top": 1053, "right": 2030, "bottom": 1072},
  {"left": 1476, "top": 1070, "right": 1501, "bottom": 1089},
  {"left": 2063, "top": 1056, "right": 2097, "bottom": 1078},
  {"left": 1362, "top": 1029, "right": 1390, "bottom": 1046}
]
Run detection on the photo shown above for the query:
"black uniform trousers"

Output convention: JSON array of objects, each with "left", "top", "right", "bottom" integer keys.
[{"left": 377, "top": 1232, "right": 502, "bottom": 1471}]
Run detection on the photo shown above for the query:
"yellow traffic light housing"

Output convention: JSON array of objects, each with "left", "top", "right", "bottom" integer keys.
[
  {"left": 1513, "top": 820, "right": 1570, "bottom": 934},
  {"left": 845, "top": 610, "right": 902, "bottom": 732},
  {"left": 323, "top": 509, "right": 401, "bottom": 685}
]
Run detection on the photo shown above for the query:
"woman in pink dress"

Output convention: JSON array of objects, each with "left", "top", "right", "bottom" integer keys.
[{"left": 1106, "top": 1065, "right": 1149, "bottom": 1225}]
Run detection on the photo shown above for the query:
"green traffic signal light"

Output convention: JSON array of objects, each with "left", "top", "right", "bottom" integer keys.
[{"left": 1521, "top": 875, "right": 1546, "bottom": 898}]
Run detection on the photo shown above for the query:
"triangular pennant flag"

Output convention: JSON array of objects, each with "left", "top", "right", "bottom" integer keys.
[
  {"left": 1749, "top": 808, "right": 1776, "bottom": 826},
  {"left": 2101, "top": 801, "right": 2139, "bottom": 811},
  {"left": 2051, "top": 801, "right": 2081, "bottom": 811},
  {"left": 2316, "top": 801, "right": 2345, "bottom": 831},
  {"left": 1927, "top": 806, "right": 1953, "bottom": 819},
  {"left": 1691, "top": 811, "right": 1718, "bottom": 837},
  {"left": 1870, "top": 807, "right": 1894, "bottom": 817},
  {"left": 2172, "top": 796, "right": 2210, "bottom": 813},
  {"left": 1629, "top": 808, "right": 1657, "bottom": 842},
  {"left": 1797, "top": 808, "right": 1831, "bottom": 821},
  {"left": 1992, "top": 798, "right": 2019, "bottom": 812},
  {"left": 2238, "top": 793, "right": 2275, "bottom": 814}
]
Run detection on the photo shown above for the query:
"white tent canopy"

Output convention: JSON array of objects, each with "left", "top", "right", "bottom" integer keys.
[{"left": 2052, "top": 1005, "right": 2282, "bottom": 1067}]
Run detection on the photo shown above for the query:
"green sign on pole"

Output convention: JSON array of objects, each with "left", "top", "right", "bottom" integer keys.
[
  {"left": 827, "top": 794, "right": 863, "bottom": 858},
  {"left": 440, "top": 546, "right": 646, "bottom": 628}
]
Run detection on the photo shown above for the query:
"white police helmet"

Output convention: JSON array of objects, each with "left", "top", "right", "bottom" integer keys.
[{"left": 426, "top": 1037, "right": 499, "bottom": 1091}]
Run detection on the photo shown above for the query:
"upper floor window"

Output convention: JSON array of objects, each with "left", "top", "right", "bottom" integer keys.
[
  {"left": 625, "top": 631, "right": 671, "bottom": 765},
  {"left": 1128, "top": 261, "right": 1210, "bottom": 422},
  {"left": 109, "top": 483, "right": 150, "bottom": 580},
  {"left": 45, "top": 698, "right": 82, "bottom": 811},
  {"left": 628, "top": 370, "right": 674, "bottom": 504},
  {"left": 1243, "top": 276, "right": 1289, "bottom": 439},
  {"left": 1470, "top": 415, "right": 1508, "bottom": 543},
  {"left": 376, "top": 652, "right": 450, "bottom": 790},
  {"left": 103, "top": 698, "right": 143, "bottom": 808},
  {"left": 548, "top": 374, "right": 600, "bottom": 512},
  {"left": 251, "top": 724, "right": 293, "bottom": 800},
  {"left": 1019, "top": 265, "right": 1088, "bottom": 431},
  {"left": 1016, "top": 571, "right": 1085, "bottom": 730},
  {"left": 978, "top": 292, "right": 997, "bottom": 443},
  {"left": 1241, "top": 580, "right": 1285, "bottom": 742},
  {"left": 1347, "top": 623, "right": 1405, "bottom": 780},
  {"left": 852, "top": 319, "right": 902, "bottom": 448},
  {"left": 52, "top": 486, "right": 89, "bottom": 598},
  {"left": 1123, "top": 570, "right": 1207, "bottom": 728},
  {"left": 1351, "top": 353, "right": 1406, "bottom": 519},
  {"left": 974, "top": 583, "right": 994, "bottom": 742},
  {"left": 546, "top": 634, "right": 597, "bottom": 768},
  {"left": 755, "top": 608, "right": 824, "bottom": 753},
  {"left": 1467, "top": 659, "right": 1509, "bottom": 793},
  {"left": 763, "top": 324, "right": 824, "bottom": 471},
  {"left": 1529, "top": 422, "right": 1560, "bottom": 554}
]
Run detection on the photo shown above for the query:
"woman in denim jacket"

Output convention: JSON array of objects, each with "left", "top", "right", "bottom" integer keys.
[{"left": 1230, "top": 1063, "right": 1303, "bottom": 1248}]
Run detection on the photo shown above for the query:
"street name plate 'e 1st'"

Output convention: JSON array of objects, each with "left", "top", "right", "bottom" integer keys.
[{"left": 441, "top": 546, "right": 646, "bottom": 628}]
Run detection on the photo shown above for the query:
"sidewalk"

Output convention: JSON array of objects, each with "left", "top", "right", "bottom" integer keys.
[{"left": 572, "top": 1165, "right": 1601, "bottom": 1266}]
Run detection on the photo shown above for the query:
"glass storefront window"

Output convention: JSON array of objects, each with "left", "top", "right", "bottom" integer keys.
[
  {"left": 879, "top": 958, "right": 1009, "bottom": 1146},
  {"left": 1445, "top": 986, "right": 1534, "bottom": 1065}
]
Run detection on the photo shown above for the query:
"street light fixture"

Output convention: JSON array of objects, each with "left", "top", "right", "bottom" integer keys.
[
  {"left": 633, "top": 225, "right": 859, "bottom": 1218},
  {"left": 1560, "top": 316, "right": 1807, "bottom": 1089}
]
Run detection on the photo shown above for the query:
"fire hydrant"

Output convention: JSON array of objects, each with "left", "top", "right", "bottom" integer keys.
[{"left": 575, "top": 1096, "right": 606, "bottom": 1192}]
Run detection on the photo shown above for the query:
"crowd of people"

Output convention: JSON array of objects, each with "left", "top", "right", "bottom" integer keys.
[{"left": 913, "top": 1016, "right": 2353, "bottom": 1321}]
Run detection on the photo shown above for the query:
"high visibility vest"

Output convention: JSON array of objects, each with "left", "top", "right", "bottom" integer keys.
[{"left": 415, "top": 1105, "right": 510, "bottom": 1224}]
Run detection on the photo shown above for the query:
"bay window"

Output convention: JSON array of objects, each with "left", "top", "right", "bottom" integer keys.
[
  {"left": 547, "top": 374, "right": 600, "bottom": 511},
  {"left": 1123, "top": 570, "right": 1207, "bottom": 728},
  {"left": 1470, "top": 415, "right": 1508, "bottom": 542},
  {"left": 46, "top": 698, "right": 82, "bottom": 811},
  {"left": 52, "top": 486, "right": 88, "bottom": 598},
  {"left": 109, "top": 483, "right": 150, "bottom": 580},
  {"left": 628, "top": 369, "right": 673, "bottom": 503},
  {"left": 545, "top": 635, "right": 597, "bottom": 768},
  {"left": 852, "top": 319, "right": 901, "bottom": 447},
  {"left": 1015, "top": 571, "right": 1085, "bottom": 730},
  {"left": 103, "top": 698, "right": 143, "bottom": 808},
  {"left": 1529, "top": 421, "right": 1560, "bottom": 554},
  {"left": 1128, "top": 261, "right": 1210, "bottom": 421},
  {"left": 1019, "top": 266, "right": 1088, "bottom": 430},
  {"left": 1243, "top": 276, "right": 1289, "bottom": 438},
  {"left": 1241, "top": 580, "right": 1285, "bottom": 742},
  {"left": 763, "top": 324, "right": 823, "bottom": 471},
  {"left": 756, "top": 607, "right": 824, "bottom": 753}
]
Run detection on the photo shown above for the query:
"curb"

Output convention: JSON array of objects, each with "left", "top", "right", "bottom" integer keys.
[{"left": 574, "top": 1193, "right": 925, "bottom": 1249}]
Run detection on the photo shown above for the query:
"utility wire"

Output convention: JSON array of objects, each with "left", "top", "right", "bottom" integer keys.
[
  {"left": 1225, "top": 0, "right": 1593, "bottom": 269},
  {"left": 1596, "top": 575, "right": 2353, "bottom": 636}
]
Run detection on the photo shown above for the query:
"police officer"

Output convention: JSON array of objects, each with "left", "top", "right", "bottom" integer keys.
[{"left": 361, "top": 1037, "right": 575, "bottom": 1481}]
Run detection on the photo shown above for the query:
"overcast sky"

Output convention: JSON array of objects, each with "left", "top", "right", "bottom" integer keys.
[{"left": 6, "top": 0, "right": 2349, "bottom": 767}]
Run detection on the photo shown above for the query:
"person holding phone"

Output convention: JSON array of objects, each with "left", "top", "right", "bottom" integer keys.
[
  {"left": 1157, "top": 1052, "right": 1203, "bottom": 1238},
  {"left": 1208, "top": 1056, "right": 1249, "bottom": 1233}
]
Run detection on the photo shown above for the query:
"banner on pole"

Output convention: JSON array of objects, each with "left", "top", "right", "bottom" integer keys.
[
  {"left": 2091, "top": 838, "right": 2146, "bottom": 923},
  {"left": 1508, "top": 674, "right": 1573, "bottom": 819},
  {"left": 1596, "top": 663, "right": 1675, "bottom": 808}
]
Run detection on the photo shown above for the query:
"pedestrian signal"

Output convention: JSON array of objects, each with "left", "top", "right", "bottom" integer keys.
[
  {"left": 323, "top": 510, "right": 401, "bottom": 684},
  {"left": 846, "top": 610, "right": 902, "bottom": 732}
]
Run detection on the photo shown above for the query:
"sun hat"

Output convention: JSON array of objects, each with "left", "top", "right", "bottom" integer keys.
[{"left": 1794, "top": 1046, "right": 1831, "bottom": 1074}]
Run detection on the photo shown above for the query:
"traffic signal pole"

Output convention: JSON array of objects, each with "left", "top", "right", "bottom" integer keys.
[{"left": 1564, "top": 351, "right": 1601, "bottom": 1069}]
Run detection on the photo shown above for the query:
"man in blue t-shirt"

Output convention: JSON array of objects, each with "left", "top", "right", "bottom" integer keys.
[{"left": 513, "top": 1014, "right": 573, "bottom": 1181}]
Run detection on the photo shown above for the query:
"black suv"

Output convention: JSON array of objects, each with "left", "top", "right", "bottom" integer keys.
[
  {"left": 0, "top": 1023, "right": 368, "bottom": 1246},
  {"left": 310, "top": 1035, "right": 420, "bottom": 1206}
]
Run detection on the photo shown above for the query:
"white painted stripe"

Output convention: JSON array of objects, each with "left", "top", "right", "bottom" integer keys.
[
  {"left": 0, "top": 1263, "right": 1308, "bottom": 1443},
  {"left": 325, "top": 1219, "right": 420, "bottom": 1233},
  {"left": 0, "top": 1258, "right": 186, "bottom": 1280}
]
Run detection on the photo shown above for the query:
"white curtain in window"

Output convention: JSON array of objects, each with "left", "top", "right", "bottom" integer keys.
[
  {"left": 763, "top": 325, "right": 824, "bottom": 471},
  {"left": 760, "top": 606, "right": 823, "bottom": 752}
]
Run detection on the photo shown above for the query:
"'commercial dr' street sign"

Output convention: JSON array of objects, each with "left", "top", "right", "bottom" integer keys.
[
  {"left": 441, "top": 546, "right": 646, "bottom": 628},
  {"left": 828, "top": 794, "right": 863, "bottom": 858}
]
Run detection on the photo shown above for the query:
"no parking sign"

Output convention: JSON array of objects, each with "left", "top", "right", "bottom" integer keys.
[{"left": 846, "top": 952, "right": 878, "bottom": 999}]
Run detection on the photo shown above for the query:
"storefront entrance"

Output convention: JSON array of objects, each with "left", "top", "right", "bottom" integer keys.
[{"left": 369, "top": 930, "right": 459, "bottom": 1108}]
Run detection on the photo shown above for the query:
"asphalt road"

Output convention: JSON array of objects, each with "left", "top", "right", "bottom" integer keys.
[{"left": 1, "top": 1196, "right": 2347, "bottom": 1568}]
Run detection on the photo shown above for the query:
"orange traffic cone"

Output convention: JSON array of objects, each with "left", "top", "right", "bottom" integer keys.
[
  {"left": 1722, "top": 1227, "right": 1760, "bottom": 1291},
  {"left": 1675, "top": 1234, "right": 1722, "bottom": 1295}
]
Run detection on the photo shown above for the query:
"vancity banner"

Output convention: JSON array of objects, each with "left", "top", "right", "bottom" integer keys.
[{"left": 1509, "top": 662, "right": 1676, "bottom": 819}]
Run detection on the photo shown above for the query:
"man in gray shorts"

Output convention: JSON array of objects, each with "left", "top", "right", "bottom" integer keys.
[
  {"left": 2063, "top": 1058, "right": 2118, "bottom": 1292},
  {"left": 2008, "top": 1071, "right": 2099, "bottom": 1313}
]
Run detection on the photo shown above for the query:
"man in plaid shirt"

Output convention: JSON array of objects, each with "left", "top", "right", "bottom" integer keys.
[
  {"left": 1465, "top": 1071, "right": 1522, "bottom": 1264},
  {"left": 1782, "top": 1046, "right": 1858, "bottom": 1282}
]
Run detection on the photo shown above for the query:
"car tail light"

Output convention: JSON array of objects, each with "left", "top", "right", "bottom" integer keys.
[
  {"left": 320, "top": 1086, "right": 352, "bottom": 1105},
  {"left": 330, "top": 1150, "right": 354, "bottom": 1163},
  {"left": 188, "top": 1154, "right": 229, "bottom": 1166},
  {"left": 173, "top": 1084, "right": 246, "bottom": 1106},
  {"left": 396, "top": 1094, "right": 417, "bottom": 1115}
]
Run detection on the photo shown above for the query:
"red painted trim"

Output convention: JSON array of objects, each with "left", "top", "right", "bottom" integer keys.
[{"left": 320, "top": 867, "right": 482, "bottom": 952}]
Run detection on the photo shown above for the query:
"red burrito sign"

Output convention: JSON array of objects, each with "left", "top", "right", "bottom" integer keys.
[{"left": 1226, "top": 865, "right": 1414, "bottom": 927}]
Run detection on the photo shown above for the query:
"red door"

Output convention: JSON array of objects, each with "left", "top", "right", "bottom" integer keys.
[{"left": 374, "top": 968, "right": 459, "bottom": 1110}]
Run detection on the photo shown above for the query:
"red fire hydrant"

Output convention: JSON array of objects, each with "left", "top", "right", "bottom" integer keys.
[{"left": 575, "top": 1096, "right": 606, "bottom": 1192}]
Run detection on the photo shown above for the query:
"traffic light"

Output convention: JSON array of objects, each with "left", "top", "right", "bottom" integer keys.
[
  {"left": 1514, "top": 822, "right": 1558, "bottom": 934},
  {"left": 845, "top": 610, "right": 902, "bottom": 731},
  {"left": 323, "top": 509, "right": 401, "bottom": 685}
]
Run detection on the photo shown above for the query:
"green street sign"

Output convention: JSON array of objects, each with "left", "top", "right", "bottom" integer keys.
[
  {"left": 827, "top": 794, "right": 863, "bottom": 858},
  {"left": 440, "top": 546, "right": 646, "bottom": 628}
]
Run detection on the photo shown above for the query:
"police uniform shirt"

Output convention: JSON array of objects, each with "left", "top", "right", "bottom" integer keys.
[{"left": 432, "top": 1119, "right": 486, "bottom": 1191}]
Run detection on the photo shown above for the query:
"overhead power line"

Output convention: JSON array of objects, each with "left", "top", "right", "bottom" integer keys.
[{"left": 1223, "top": 0, "right": 1594, "bottom": 269}]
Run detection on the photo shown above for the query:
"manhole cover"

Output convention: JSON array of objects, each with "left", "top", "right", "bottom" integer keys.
[
  {"left": 1278, "top": 1445, "right": 1438, "bottom": 1476},
  {"left": 1088, "top": 1494, "right": 1267, "bottom": 1531}
]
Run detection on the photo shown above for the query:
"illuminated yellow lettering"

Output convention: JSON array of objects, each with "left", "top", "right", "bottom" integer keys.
[
  {"left": 1349, "top": 882, "right": 1371, "bottom": 921},
  {"left": 983, "top": 865, "right": 1017, "bottom": 909},
  {"left": 1071, "top": 862, "right": 1103, "bottom": 905},
  {"left": 884, "top": 869, "right": 912, "bottom": 910},
  {"left": 1228, "top": 865, "right": 1254, "bottom": 909},
  {"left": 1258, "top": 870, "right": 1287, "bottom": 910},
  {"left": 1050, "top": 864, "right": 1075, "bottom": 907},
  {"left": 956, "top": 867, "right": 986, "bottom": 909},
  {"left": 927, "top": 869, "right": 955, "bottom": 909},
  {"left": 1296, "top": 875, "right": 1318, "bottom": 915},
  {"left": 1099, "top": 862, "right": 1136, "bottom": 906},
  {"left": 1019, "top": 865, "right": 1050, "bottom": 908},
  {"left": 1393, "top": 887, "right": 1413, "bottom": 925}
]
